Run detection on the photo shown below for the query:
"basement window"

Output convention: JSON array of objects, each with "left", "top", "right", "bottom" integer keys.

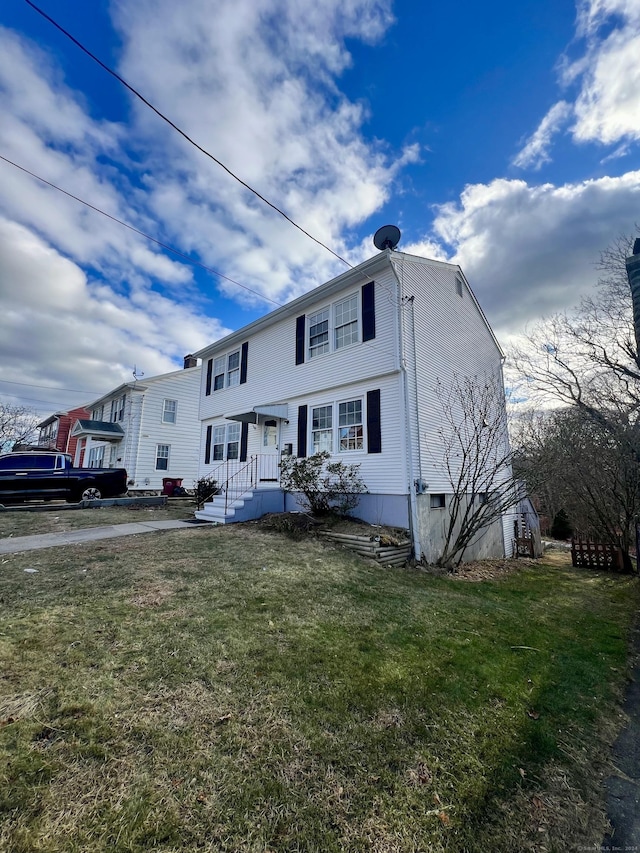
[{"left": 430, "top": 493, "right": 446, "bottom": 509}]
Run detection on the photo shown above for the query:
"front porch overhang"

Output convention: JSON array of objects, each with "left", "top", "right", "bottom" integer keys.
[
  {"left": 225, "top": 404, "right": 289, "bottom": 424},
  {"left": 71, "top": 419, "right": 125, "bottom": 442}
]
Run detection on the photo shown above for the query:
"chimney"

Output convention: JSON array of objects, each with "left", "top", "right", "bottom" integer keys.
[
  {"left": 625, "top": 240, "right": 640, "bottom": 358},
  {"left": 183, "top": 354, "right": 197, "bottom": 369}
]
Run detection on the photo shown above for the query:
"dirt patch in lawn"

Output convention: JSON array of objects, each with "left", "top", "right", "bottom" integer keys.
[{"left": 257, "top": 511, "right": 410, "bottom": 545}]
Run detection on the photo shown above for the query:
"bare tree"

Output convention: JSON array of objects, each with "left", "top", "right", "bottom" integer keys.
[
  {"left": 433, "top": 373, "right": 521, "bottom": 568},
  {"left": 509, "top": 228, "right": 640, "bottom": 420},
  {"left": 0, "top": 403, "right": 40, "bottom": 451},
  {"left": 508, "top": 229, "right": 640, "bottom": 567},
  {"left": 513, "top": 406, "right": 639, "bottom": 568}
]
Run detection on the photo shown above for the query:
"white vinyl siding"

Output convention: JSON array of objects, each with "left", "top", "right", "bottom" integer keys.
[
  {"left": 390, "top": 254, "right": 506, "bottom": 494},
  {"left": 124, "top": 366, "right": 201, "bottom": 489}
]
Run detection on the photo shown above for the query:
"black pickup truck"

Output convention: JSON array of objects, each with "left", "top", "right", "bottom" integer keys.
[{"left": 0, "top": 452, "right": 128, "bottom": 503}]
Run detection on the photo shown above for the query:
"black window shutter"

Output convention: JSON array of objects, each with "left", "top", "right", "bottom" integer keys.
[
  {"left": 297, "top": 405, "right": 308, "bottom": 457},
  {"left": 240, "top": 422, "right": 249, "bottom": 462},
  {"left": 362, "top": 281, "right": 376, "bottom": 342},
  {"left": 205, "top": 359, "right": 213, "bottom": 396},
  {"left": 205, "top": 425, "right": 212, "bottom": 464},
  {"left": 295, "top": 315, "right": 305, "bottom": 365},
  {"left": 240, "top": 342, "right": 249, "bottom": 384},
  {"left": 366, "top": 389, "right": 381, "bottom": 453}
]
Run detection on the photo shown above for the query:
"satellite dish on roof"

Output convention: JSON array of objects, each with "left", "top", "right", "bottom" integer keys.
[{"left": 373, "top": 224, "right": 401, "bottom": 251}]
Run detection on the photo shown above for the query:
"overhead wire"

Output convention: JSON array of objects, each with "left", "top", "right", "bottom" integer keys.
[
  {"left": 24, "top": 0, "right": 354, "bottom": 270},
  {"left": 0, "top": 154, "right": 283, "bottom": 308},
  {"left": 0, "top": 378, "right": 100, "bottom": 394}
]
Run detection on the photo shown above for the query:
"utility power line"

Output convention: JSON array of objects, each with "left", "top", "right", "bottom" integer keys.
[
  {"left": 0, "top": 154, "right": 283, "bottom": 308},
  {"left": 0, "top": 377, "right": 100, "bottom": 394},
  {"left": 24, "top": 0, "right": 354, "bottom": 270}
]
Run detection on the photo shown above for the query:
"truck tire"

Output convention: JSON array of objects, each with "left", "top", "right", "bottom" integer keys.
[{"left": 80, "top": 485, "right": 102, "bottom": 501}]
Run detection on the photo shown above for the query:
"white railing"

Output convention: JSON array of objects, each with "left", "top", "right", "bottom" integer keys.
[{"left": 204, "top": 454, "right": 280, "bottom": 513}]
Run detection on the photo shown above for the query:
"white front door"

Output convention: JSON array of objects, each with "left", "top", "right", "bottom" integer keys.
[{"left": 260, "top": 419, "right": 279, "bottom": 481}]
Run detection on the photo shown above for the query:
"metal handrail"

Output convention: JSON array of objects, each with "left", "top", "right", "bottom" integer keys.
[{"left": 222, "top": 455, "right": 258, "bottom": 513}]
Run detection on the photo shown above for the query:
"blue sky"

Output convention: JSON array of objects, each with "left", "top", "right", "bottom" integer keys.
[{"left": 0, "top": 0, "right": 639, "bottom": 415}]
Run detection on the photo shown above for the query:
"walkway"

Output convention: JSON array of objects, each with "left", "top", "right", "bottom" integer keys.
[{"left": 0, "top": 519, "right": 208, "bottom": 554}]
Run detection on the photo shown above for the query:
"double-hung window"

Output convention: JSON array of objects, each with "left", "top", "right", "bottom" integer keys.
[
  {"left": 338, "top": 400, "right": 363, "bottom": 451},
  {"left": 334, "top": 294, "right": 359, "bottom": 350},
  {"left": 156, "top": 444, "right": 170, "bottom": 470},
  {"left": 88, "top": 446, "right": 105, "bottom": 468},
  {"left": 308, "top": 308, "right": 329, "bottom": 359},
  {"left": 312, "top": 405, "right": 333, "bottom": 453},
  {"left": 226, "top": 423, "right": 240, "bottom": 459},
  {"left": 162, "top": 399, "right": 177, "bottom": 424},
  {"left": 227, "top": 351, "right": 240, "bottom": 387},
  {"left": 212, "top": 426, "right": 225, "bottom": 461},
  {"left": 92, "top": 405, "right": 104, "bottom": 421},
  {"left": 213, "top": 357, "right": 226, "bottom": 391}
]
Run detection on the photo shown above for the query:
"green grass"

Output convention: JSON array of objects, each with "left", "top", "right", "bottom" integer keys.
[
  {"left": 0, "top": 528, "right": 637, "bottom": 852},
  {"left": 0, "top": 502, "right": 196, "bottom": 538}
]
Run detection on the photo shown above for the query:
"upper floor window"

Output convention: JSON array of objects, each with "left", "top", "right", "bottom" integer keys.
[
  {"left": 92, "top": 405, "right": 104, "bottom": 421},
  {"left": 110, "top": 394, "right": 126, "bottom": 422},
  {"left": 309, "top": 308, "right": 330, "bottom": 358},
  {"left": 207, "top": 343, "right": 248, "bottom": 394},
  {"left": 334, "top": 294, "right": 359, "bottom": 350},
  {"left": 227, "top": 351, "right": 240, "bottom": 387},
  {"left": 162, "top": 399, "right": 177, "bottom": 424},
  {"left": 308, "top": 293, "right": 359, "bottom": 359}
]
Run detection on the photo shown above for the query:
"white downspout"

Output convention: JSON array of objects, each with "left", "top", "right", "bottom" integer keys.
[{"left": 394, "top": 256, "right": 421, "bottom": 561}]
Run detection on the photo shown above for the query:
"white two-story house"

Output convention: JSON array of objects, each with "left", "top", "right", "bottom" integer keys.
[
  {"left": 70, "top": 357, "right": 201, "bottom": 492},
  {"left": 193, "top": 248, "right": 516, "bottom": 562}
]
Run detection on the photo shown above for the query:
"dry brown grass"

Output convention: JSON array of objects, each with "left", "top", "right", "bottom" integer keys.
[{"left": 0, "top": 524, "right": 637, "bottom": 852}]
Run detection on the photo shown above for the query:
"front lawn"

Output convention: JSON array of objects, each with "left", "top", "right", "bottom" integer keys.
[
  {"left": 0, "top": 527, "right": 637, "bottom": 851},
  {"left": 0, "top": 502, "right": 196, "bottom": 539}
]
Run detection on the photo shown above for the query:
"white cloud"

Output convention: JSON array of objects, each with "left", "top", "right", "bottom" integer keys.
[
  {"left": 513, "top": 0, "right": 640, "bottom": 167},
  {"left": 513, "top": 101, "right": 573, "bottom": 170},
  {"left": 0, "top": 1, "right": 414, "bottom": 410},
  {"left": 0, "top": 218, "right": 231, "bottom": 411},
  {"left": 110, "top": 0, "right": 415, "bottom": 302},
  {"left": 410, "top": 171, "right": 640, "bottom": 340}
]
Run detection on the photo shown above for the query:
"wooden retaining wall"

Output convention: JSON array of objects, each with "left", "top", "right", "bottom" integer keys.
[{"left": 319, "top": 530, "right": 412, "bottom": 567}]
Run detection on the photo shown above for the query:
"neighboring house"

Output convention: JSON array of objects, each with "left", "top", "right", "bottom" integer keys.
[
  {"left": 193, "top": 249, "right": 517, "bottom": 563},
  {"left": 70, "top": 356, "right": 201, "bottom": 491},
  {"left": 37, "top": 406, "right": 91, "bottom": 458}
]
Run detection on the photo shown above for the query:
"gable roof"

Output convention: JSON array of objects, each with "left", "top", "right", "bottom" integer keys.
[
  {"left": 193, "top": 249, "right": 502, "bottom": 360},
  {"left": 84, "top": 365, "right": 200, "bottom": 411},
  {"left": 71, "top": 420, "right": 125, "bottom": 439}
]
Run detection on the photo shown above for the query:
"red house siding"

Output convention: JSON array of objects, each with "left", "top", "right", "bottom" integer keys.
[{"left": 39, "top": 407, "right": 91, "bottom": 457}]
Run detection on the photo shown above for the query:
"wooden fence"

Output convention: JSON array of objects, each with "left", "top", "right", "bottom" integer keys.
[{"left": 570, "top": 539, "right": 626, "bottom": 572}]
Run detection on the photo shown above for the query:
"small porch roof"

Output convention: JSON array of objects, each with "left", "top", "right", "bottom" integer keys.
[
  {"left": 71, "top": 420, "right": 125, "bottom": 441},
  {"left": 225, "top": 404, "right": 289, "bottom": 424}
]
